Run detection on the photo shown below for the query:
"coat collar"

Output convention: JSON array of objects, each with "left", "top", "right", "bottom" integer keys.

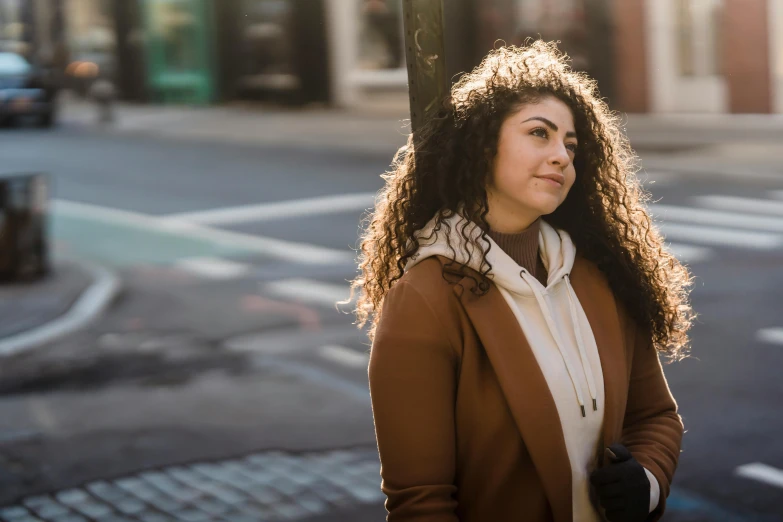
[{"left": 453, "top": 256, "right": 626, "bottom": 522}]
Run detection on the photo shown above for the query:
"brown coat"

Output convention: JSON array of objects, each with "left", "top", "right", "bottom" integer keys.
[{"left": 368, "top": 255, "right": 683, "bottom": 522}]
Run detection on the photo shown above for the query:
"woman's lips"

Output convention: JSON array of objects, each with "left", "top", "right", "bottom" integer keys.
[{"left": 535, "top": 174, "right": 565, "bottom": 187}]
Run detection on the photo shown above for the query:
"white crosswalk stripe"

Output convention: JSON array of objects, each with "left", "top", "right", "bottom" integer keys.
[
  {"left": 161, "top": 193, "right": 377, "bottom": 226},
  {"left": 319, "top": 345, "right": 370, "bottom": 368},
  {"left": 664, "top": 243, "right": 713, "bottom": 263},
  {"left": 756, "top": 328, "right": 783, "bottom": 345},
  {"left": 659, "top": 222, "right": 783, "bottom": 250},
  {"left": 653, "top": 191, "right": 783, "bottom": 254},
  {"left": 168, "top": 190, "right": 783, "bottom": 287},
  {"left": 650, "top": 204, "right": 783, "bottom": 232},
  {"left": 693, "top": 195, "right": 783, "bottom": 217},
  {"left": 264, "top": 190, "right": 781, "bottom": 306},
  {"left": 176, "top": 257, "right": 251, "bottom": 279},
  {"left": 265, "top": 278, "right": 353, "bottom": 307},
  {"left": 735, "top": 463, "right": 783, "bottom": 489}
]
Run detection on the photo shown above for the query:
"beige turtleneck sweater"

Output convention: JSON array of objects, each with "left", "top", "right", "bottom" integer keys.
[{"left": 485, "top": 218, "right": 548, "bottom": 286}]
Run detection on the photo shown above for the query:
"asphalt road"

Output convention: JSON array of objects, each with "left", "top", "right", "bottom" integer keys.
[{"left": 1, "top": 124, "right": 783, "bottom": 521}]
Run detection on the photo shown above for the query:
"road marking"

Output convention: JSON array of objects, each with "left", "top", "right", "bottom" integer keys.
[
  {"left": 756, "top": 328, "right": 783, "bottom": 345},
  {"left": 54, "top": 199, "right": 162, "bottom": 227},
  {"left": 176, "top": 257, "right": 251, "bottom": 280},
  {"left": 665, "top": 243, "right": 713, "bottom": 263},
  {"left": 638, "top": 171, "right": 676, "bottom": 186},
  {"left": 54, "top": 199, "right": 354, "bottom": 265},
  {"left": 319, "top": 345, "right": 370, "bottom": 368},
  {"left": 0, "top": 262, "right": 121, "bottom": 356},
  {"left": 159, "top": 192, "right": 377, "bottom": 225},
  {"left": 693, "top": 195, "right": 783, "bottom": 217},
  {"left": 735, "top": 463, "right": 783, "bottom": 489},
  {"left": 265, "top": 278, "right": 352, "bottom": 307},
  {"left": 650, "top": 203, "right": 783, "bottom": 232},
  {"left": 659, "top": 223, "right": 783, "bottom": 250}
]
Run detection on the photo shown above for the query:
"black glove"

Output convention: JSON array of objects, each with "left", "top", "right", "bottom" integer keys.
[{"left": 589, "top": 444, "right": 650, "bottom": 522}]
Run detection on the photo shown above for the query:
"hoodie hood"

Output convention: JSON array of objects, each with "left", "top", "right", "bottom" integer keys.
[
  {"left": 405, "top": 211, "right": 599, "bottom": 419},
  {"left": 405, "top": 212, "right": 576, "bottom": 294}
]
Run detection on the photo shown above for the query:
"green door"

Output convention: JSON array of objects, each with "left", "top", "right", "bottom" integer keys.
[{"left": 142, "top": 0, "right": 215, "bottom": 104}]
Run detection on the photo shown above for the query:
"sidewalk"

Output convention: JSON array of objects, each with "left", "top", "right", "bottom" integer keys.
[
  {"left": 0, "top": 359, "right": 379, "bottom": 515},
  {"left": 59, "top": 97, "right": 412, "bottom": 158},
  {"left": 0, "top": 260, "right": 120, "bottom": 357},
  {"left": 0, "top": 261, "right": 767, "bottom": 520},
  {"left": 58, "top": 95, "right": 783, "bottom": 180},
  {"left": 0, "top": 262, "right": 91, "bottom": 340},
  {"left": 0, "top": 259, "right": 381, "bottom": 519}
]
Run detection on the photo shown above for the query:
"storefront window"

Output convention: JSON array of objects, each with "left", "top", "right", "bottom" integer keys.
[
  {"left": 0, "top": 0, "right": 26, "bottom": 54},
  {"left": 149, "top": 0, "right": 201, "bottom": 73},
  {"left": 65, "top": 0, "right": 116, "bottom": 78},
  {"left": 358, "top": 0, "right": 403, "bottom": 70},
  {"left": 143, "top": 0, "right": 213, "bottom": 104},
  {"left": 676, "top": 0, "right": 722, "bottom": 77},
  {"left": 472, "top": 0, "right": 590, "bottom": 72},
  {"left": 238, "top": 0, "right": 298, "bottom": 90},
  {"left": 513, "top": 0, "right": 589, "bottom": 71}
]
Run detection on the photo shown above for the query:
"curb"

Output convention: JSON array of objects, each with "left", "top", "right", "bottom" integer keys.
[
  {"left": 59, "top": 118, "right": 407, "bottom": 160},
  {"left": 0, "top": 262, "right": 122, "bottom": 357},
  {"left": 61, "top": 118, "right": 783, "bottom": 180}
]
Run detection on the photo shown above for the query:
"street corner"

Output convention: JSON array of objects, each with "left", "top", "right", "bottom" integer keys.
[
  {"left": 0, "top": 257, "right": 121, "bottom": 358},
  {"left": 119, "top": 260, "right": 327, "bottom": 336}
]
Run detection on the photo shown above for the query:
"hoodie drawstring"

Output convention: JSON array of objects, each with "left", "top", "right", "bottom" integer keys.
[
  {"left": 565, "top": 274, "right": 599, "bottom": 413},
  {"left": 518, "top": 270, "right": 599, "bottom": 418},
  {"left": 520, "top": 269, "right": 592, "bottom": 417}
]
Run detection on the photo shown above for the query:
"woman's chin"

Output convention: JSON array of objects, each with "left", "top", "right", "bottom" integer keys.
[{"left": 528, "top": 197, "right": 562, "bottom": 216}]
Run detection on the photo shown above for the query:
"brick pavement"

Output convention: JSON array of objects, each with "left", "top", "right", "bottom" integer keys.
[{"left": 0, "top": 449, "right": 385, "bottom": 522}]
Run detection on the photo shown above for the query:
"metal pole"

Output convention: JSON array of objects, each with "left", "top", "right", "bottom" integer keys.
[{"left": 402, "top": 0, "right": 448, "bottom": 135}]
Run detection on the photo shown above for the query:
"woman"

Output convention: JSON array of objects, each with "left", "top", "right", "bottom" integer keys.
[{"left": 349, "top": 41, "right": 694, "bottom": 522}]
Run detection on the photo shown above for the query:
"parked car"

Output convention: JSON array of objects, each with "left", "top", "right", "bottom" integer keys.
[{"left": 0, "top": 52, "right": 58, "bottom": 128}]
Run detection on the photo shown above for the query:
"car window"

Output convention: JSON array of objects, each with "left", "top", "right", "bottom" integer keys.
[{"left": 0, "top": 53, "right": 31, "bottom": 74}]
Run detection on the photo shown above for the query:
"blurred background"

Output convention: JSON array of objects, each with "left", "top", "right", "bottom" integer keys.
[{"left": 0, "top": 0, "right": 782, "bottom": 521}]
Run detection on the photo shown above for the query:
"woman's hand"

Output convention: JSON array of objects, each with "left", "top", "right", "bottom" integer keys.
[{"left": 590, "top": 444, "right": 651, "bottom": 522}]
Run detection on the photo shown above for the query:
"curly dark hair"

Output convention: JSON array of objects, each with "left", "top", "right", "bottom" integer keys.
[{"left": 348, "top": 41, "right": 695, "bottom": 361}]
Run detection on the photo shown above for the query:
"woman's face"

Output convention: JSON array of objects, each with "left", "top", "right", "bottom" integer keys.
[{"left": 485, "top": 96, "right": 578, "bottom": 233}]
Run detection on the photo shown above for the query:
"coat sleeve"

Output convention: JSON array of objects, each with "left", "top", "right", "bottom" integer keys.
[
  {"left": 368, "top": 280, "right": 459, "bottom": 522},
  {"left": 621, "top": 325, "right": 684, "bottom": 522}
]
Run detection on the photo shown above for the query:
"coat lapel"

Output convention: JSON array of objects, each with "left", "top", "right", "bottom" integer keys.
[
  {"left": 456, "top": 276, "right": 573, "bottom": 522},
  {"left": 569, "top": 257, "right": 627, "bottom": 455}
]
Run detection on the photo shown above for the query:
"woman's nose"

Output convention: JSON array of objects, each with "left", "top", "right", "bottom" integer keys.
[{"left": 549, "top": 145, "right": 571, "bottom": 167}]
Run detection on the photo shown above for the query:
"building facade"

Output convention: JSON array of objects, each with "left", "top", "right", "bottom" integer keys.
[
  {"left": 0, "top": 0, "right": 67, "bottom": 67},
  {"left": 51, "top": 0, "right": 330, "bottom": 104},
  {"left": 213, "top": 0, "right": 330, "bottom": 105},
  {"left": 624, "top": 0, "right": 778, "bottom": 113},
  {"left": 27, "top": 0, "right": 781, "bottom": 112},
  {"left": 327, "top": 0, "right": 783, "bottom": 114}
]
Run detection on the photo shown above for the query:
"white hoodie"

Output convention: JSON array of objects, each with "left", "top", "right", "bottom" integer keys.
[{"left": 405, "top": 212, "right": 659, "bottom": 520}]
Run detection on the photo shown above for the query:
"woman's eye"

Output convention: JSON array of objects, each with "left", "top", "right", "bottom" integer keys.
[
  {"left": 531, "top": 127, "right": 548, "bottom": 139},
  {"left": 566, "top": 143, "right": 578, "bottom": 153}
]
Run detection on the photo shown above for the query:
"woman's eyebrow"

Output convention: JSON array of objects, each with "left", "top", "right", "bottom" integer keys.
[{"left": 522, "top": 116, "right": 578, "bottom": 139}]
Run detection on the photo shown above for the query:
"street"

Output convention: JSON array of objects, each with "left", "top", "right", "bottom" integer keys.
[{"left": 0, "top": 113, "right": 782, "bottom": 522}]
